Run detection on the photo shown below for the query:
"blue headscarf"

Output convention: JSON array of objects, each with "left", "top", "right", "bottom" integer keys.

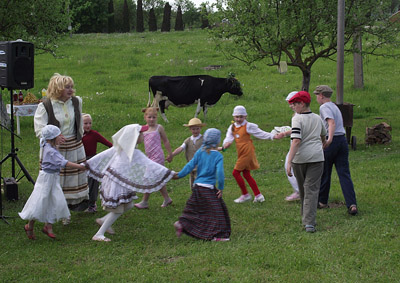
[{"left": 202, "top": 128, "right": 221, "bottom": 151}]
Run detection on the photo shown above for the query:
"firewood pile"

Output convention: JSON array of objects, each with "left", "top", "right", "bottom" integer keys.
[{"left": 365, "top": 122, "right": 392, "bottom": 145}]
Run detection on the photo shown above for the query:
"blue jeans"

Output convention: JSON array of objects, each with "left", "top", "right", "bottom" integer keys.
[{"left": 318, "top": 135, "right": 357, "bottom": 208}]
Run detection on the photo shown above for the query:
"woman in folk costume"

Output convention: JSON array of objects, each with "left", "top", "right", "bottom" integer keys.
[
  {"left": 84, "top": 124, "right": 175, "bottom": 242},
  {"left": 34, "top": 74, "right": 88, "bottom": 220}
]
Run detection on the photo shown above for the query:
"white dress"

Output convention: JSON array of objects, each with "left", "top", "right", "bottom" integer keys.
[
  {"left": 84, "top": 124, "right": 175, "bottom": 211},
  {"left": 19, "top": 144, "right": 71, "bottom": 223}
]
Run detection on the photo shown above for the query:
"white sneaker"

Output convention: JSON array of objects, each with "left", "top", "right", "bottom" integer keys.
[
  {"left": 253, "top": 194, "right": 265, "bottom": 203},
  {"left": 234, "top": 194, "right": 252, "bottom": 203}
]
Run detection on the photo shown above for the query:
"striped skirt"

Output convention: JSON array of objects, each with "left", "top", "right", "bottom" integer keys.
[
  {"left": 179, "top": 185, "right": 231, "bottom": 240},
  {"left": 58, "top": 136, "right": 89, "bottom": 208}
]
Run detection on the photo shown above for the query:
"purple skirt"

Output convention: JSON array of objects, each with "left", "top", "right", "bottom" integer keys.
[{"left": 179, "top": 185, "right": 231, "bottom": 240}]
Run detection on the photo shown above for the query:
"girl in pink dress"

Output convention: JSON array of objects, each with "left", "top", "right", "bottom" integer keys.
[{"left": 134, "top": 107, "right": 173, "bottom": 209}]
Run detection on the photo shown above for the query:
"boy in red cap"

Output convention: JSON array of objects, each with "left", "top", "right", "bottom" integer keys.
[{"left": 286, "top": 91, "right": 327, "bottom": 233}]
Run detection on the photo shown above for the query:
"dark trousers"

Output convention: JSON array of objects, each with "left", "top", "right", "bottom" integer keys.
[
  {"left": 88, "top": 176, "right": 100, "bottom": 207},
  {"left": 318, "top": 135, "right": 357, "bottom": 208}
]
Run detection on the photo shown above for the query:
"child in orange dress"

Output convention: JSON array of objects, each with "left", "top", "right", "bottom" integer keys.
[{"left": 222, "top": 105, "right": 282, "bottom": 203}]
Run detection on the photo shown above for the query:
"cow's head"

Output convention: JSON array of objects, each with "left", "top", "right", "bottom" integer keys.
[{"left": 227, "top": 73, "right": 243, "bottom": 96}]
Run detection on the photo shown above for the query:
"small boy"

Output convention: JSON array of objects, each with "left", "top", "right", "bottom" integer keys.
[
  {"left": 313, "top": 85, "right": 358, "bottom": 215},
  {"left": 286, "top": 91, "right": 326, "bottom": 232},
  {"left": 82, "top": 114, "right": 113, "bottom": 213},
  {"left": 171, "top": 118, "right": 206, "bottom": 187}
]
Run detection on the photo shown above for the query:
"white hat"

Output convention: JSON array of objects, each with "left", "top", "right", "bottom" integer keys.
[
  {"left": 40, "top": 125, "right": 61, "bottom": 147},
  {"left": 232, "top": 105, "right": 247, "bottom": 116},
  {"left": 286, "top": 91, "right": 298, "bottom": 101}
]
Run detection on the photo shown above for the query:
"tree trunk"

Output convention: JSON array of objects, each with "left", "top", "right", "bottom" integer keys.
[
  {"left": 353, "top": 31, "right": 364, "bottom": 89},
  {"left": 301, "top": 68, "right": 311, "bottom": 92}
]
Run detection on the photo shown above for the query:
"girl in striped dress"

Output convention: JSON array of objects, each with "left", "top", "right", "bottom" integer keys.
[
  {"left": 173, "top": 128, "right": 231, "bottom": 242},
  {"left": 134, "top": 107, "right": 173, "bottom": 209}
]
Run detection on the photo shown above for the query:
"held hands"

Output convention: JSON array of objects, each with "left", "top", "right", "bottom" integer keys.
[
  {"left": 274, "top": 132, "right": 286, "bottom": 140},
  {"left": 286, "top": 163, "right": 293, "bottom": 177},
  {"left": 172, "top": 173, "right": 180, "bottom": 180},
  {"left": 166, "top": 154, "right": 173, "bottom": 163}
]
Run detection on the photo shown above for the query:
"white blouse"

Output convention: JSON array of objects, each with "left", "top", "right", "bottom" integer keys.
[
  {"left": 34, "top": 96, "right": 83, "bottom": 139},
  {"left": 223, "top": 121, "right": 275, "bottom": 145}
]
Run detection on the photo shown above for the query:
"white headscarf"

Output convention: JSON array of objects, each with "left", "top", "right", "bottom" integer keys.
[
  {"left": 112, "top": 124, "right": 141, "bottom": 162},
  {"left": 40, "top": 125, "right": 61, "bottom": 147}
]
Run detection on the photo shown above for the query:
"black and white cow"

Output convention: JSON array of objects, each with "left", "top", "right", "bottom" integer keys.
[{"left": 148, "top": 75, "right": 243, "bottom": 122}]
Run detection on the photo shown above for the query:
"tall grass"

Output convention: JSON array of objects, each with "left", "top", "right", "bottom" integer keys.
[{"left": 0, "top": 30, "right": 399, "bottom": 282}]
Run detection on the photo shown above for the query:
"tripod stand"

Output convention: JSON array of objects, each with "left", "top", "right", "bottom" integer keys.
[{"left": 0, "top": 88, "right": 35, "bottom": 185}]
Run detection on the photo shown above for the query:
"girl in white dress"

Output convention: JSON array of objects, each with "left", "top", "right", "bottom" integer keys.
[
  {"left": 84, "top": 124, "right": 175, "bottom": 242},
  {"left": 19, "top": 125, "right": 86, "bottom": 240}
]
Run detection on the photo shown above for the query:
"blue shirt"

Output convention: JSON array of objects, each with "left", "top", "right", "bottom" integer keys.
[
  {"left": 41, "top": 143, "right": 68, "bottom": 173},
  {"left": 178, "top": 149, "right": 224, "bottom": 190}
]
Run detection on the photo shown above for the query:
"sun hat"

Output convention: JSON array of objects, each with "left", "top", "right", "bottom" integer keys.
[
  {"left": 183, "top": 118, "right": 206, "bottom": 127},
  {"left": 286, "top": 91, "right": 298, "bottom": 102},
  {"left": 313, "top": 85, "right": 333, "bottom": 95},
  {"left": 288, "top": 91, "right": 311, "bottom": 104},
  {"left": 40, "top": 125, "right": 61, "bottom": 147},
  {"left": 202, "top": 128, "right": 221, "bottom": 150},
  {"left": 232, "top": 105, "right": 247, "bottom": 116}
]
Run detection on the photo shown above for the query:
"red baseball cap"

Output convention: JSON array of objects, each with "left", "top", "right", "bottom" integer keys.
[{"left": 288, "top": 91, "right": 311, "bottom": 104}]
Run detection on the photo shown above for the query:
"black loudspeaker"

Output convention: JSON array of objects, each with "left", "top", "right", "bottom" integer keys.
[
  {"left": 0, "top": 40, "right": 34, "bottom": 90},
  {"left": 3, "top": 178, "right": 18, "bottom": 201}
]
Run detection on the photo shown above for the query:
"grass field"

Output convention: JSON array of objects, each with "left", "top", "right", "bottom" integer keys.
[{"left": 0, "top": 30, "right": 399, "bottom": 282}]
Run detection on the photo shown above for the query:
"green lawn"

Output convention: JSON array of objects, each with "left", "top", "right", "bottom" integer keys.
[{"left": 0, "top": 30, "right": 399, "bottom": 282}]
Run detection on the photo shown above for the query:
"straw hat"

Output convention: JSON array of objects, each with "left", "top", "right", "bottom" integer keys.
[{"left": 183, "top": 118, "right": 206, "bottom": 127}]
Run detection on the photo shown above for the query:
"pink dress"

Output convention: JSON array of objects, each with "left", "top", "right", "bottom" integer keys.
[{"left": 143, "top": 125, "right": 165, "bottom": 165}]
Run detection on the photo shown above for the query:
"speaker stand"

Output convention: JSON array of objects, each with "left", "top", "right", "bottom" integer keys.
[
  {"left": 0, "top": 89, "right": 35, "bottom": 185},
  {"left": 0, "top": 175, "right": 13, "bottom": 225}
]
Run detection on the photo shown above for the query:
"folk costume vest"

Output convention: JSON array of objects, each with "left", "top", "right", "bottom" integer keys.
[
  {"left": 232, "top": 124, "right": 259, "bottom": 171},
  {"left": 43, "top": 96, "right": 82, "bottom": 141},
  {"left": 184, "top": 136, "right": 204, "bottom": 162}
]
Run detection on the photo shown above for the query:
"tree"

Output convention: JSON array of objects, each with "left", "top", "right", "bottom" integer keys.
[
  {"left": 122, "top": 0, "right": 131, "bottom": 32},
  {"left": 174, "top": 0, "right": 199, "bottom": 29},
  {"left": 70, "top": 0, "right": 109, "bottom": 33},
  {"left": 108, "top": 0, "right": 116, "bottom": 33},
  {"left": 137, "top": 0, "right": 144, "bottom": 32},
  {"left": 175, "top": 5, "right": 184, "bottom": 30},
  {"left": 161, "top": 2, "right": 171, "bottom": 32},
  {"left": 200, "top": 3, "right": 210, "bottom": 29},
  {"left": 0, "top": 0, "right": 70, "bottom": 55},
  {"left": 211, "top": 0, "right": 400, "bottom": 91},
  {"left": 148, "top": 8, "right": 158, "bottom": 31}
]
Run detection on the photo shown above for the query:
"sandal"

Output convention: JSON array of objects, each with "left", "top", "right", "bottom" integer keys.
[
  {"left": 317, "top": 202, "right": 329, "bottom": 209},
  {"left": 348, "top": 204, "right": 358, "bottom": 215},
  {"left": 24, "top": 224, "right": 36, "bottom": 240},
  {"left": 42, "top": 225, "right": 56, "bottom": 239}
]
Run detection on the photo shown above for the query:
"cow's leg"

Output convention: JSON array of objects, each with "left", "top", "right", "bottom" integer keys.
[
  {"left": 203, "top": 105, "right": 208, "bottom": 121},
  {"left": 195, "top": 99, "right": 202, "bottom": 118},
  {"left": 159, "top": 100, "right": 169, "bottom": 123}
]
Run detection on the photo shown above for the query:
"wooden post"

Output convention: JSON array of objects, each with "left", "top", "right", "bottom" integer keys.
[{"left": 336, "top": 0, "right": 345, "bottom": 105}]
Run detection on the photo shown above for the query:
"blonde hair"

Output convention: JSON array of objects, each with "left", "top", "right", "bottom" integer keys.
[
  {"left": 47, "top": 73, "right": 75, "bottom": 100},
  {"left": 82, "top": 113, "right": 92, "bottom": 121},
  {"left": 142, "top": 107, "right": 159, "bottom": 117}
]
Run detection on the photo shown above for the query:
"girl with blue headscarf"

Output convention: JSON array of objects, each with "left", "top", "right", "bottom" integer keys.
[{"left": 172, "top": 128, "right": 231, "bottom": 241}]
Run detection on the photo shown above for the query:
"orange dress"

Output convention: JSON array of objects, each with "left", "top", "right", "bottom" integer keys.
[{"left": 232, "top": 124, "right": 259, "bottom": 171}]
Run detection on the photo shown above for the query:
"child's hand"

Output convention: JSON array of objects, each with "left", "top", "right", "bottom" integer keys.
[
  {"left": 217, "top": 146, "right": 223, "bottom": 151},
  {"left": 216, "top": 189, "right": 223, "bottom": 198},
  {"left": 78, "top": 164, "right": 87, "bottom": 171},
  {"left": 274, "top": 133, "right": 285, "bottom": 140},
  {"left": 172, "top": 173, "right": 179, "bottom": 180},
  {"left": 166, "top": 154, "right": 173, "bottom": 163}
]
